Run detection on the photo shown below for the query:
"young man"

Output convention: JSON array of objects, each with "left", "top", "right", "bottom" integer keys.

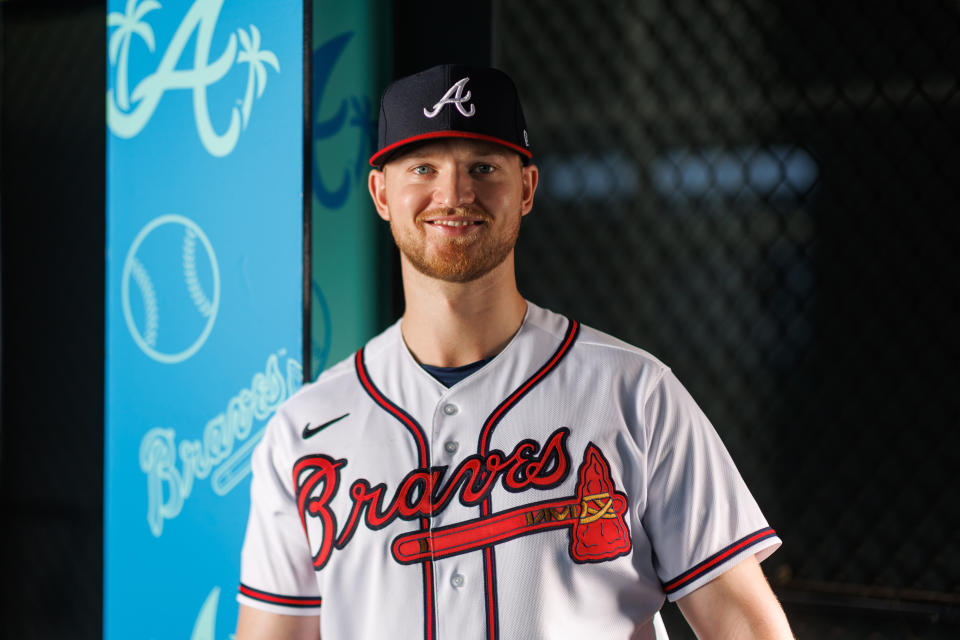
[{"left": 235, "top": 64, "right": 794, "bottom": 640}]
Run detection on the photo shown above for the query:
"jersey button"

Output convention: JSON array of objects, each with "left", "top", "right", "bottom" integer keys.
[
  {"left": 451, "top": 573, "right": 465, "bottom": 588},
  {"left": 444, "top": 441, "right": 459, "bottom": 454},
  {"left": 442, "top": 403, "right": 459, "bottom": 416}
]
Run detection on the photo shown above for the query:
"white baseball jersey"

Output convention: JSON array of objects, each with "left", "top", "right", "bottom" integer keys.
[{"left": 238, "top": 302, "right": 780, "bottom": 639}]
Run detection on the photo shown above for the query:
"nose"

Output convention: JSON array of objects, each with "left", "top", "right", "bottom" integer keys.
[{"left": 433, "top": 166, "right": 475, "bottom": 208}]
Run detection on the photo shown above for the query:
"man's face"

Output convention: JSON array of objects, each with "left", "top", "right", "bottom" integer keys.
[{"left": 368, "top": 139, "right": 538, "bottom": 283}]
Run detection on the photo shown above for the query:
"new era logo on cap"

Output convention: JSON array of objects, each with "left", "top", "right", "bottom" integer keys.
[{"left": 370, "top": 64, "right": 532, "bottom": 167}]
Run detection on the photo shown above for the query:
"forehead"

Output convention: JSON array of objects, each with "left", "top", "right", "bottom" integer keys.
[{"left": 386, "top": 138, "right": 520, "bottom": 165}]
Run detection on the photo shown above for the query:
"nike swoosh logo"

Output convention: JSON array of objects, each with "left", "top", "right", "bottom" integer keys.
[{"left": 302, "top": 413, "right": 350, "bottom": 439}]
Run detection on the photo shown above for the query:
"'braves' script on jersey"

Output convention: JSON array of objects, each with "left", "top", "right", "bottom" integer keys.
[{"left": 295, "top": 427, "right": 582, "bottom": 569}]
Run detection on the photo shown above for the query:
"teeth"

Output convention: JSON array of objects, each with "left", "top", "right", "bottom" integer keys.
[{"left": 431, "top": 220, "right": 475, "bottom": 227}]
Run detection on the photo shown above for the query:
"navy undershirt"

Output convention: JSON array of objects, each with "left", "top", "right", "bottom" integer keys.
[{"left": 420, "top": 357, "right": 493, "bottom": 387}]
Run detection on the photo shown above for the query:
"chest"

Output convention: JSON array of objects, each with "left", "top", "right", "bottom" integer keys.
[{"left": 295, "top": 387, "right": 643, "bottom": 573}]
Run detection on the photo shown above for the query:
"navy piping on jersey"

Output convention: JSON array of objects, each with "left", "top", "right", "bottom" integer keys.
[
  {"left": 661, "top": 527, "right": 778, "bottom": 595},
  {"left": 475, "top": 318, "right": 581, "bottom": 640},
  {"left": 355, "top": 349, "right": 436, "bottom": 640},
  {"left": 238, "top": 583, "right": 323, "bottom": 608}
]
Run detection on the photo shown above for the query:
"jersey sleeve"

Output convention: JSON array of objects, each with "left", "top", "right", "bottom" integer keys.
[
  {"left": 237, "top": 410, "right": 324, "bottom": 615},
  {"left": 640, "top": 370, "right": 781, "bottom": 601}
]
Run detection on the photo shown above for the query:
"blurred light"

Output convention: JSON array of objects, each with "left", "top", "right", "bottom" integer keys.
[
  {"left": 649, "top": 145, "right": 819, "bottom": 202},
  {"left": 540, "top": 151, "right": 640, "bottom": 201},
  {"left": 539, "top": 145, "right": 819, "bottom": 204}
]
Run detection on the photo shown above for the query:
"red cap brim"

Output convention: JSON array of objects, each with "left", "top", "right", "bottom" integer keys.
[{"left": 369, "top": 130, "right": 533, "bottom": 167}]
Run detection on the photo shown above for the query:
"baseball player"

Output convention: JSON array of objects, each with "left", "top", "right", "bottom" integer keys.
[{"left": 236, "top": 64, "right": 794, "bottom": 640}]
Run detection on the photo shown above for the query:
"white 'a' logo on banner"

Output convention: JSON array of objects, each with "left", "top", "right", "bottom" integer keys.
[
  {"left": 107, "top": 0, "right": 280, "bottom": 157},
  {"left": 423, "top": 77, "right": 476, "bottom": 118}
]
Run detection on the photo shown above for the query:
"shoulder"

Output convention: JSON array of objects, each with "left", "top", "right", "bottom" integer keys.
[{"left": 526, "top": 301, "right": 671, "bottom": 393}]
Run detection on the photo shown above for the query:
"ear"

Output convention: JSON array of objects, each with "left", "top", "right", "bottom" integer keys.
[
  {"left": 520, "top": 163, "right": 539, "bottom": 217},
  {"left": 368, "top": 168, "right": 390, "bottom": 221}
]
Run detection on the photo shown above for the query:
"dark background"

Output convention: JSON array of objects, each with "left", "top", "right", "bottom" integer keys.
[
  {"left": 1, "top": 2, "right": 106, "bottom": 638},
  {"left": 1, "top": 0, "right": 957, "bottom": 638},
  {"left": 493, "top": 1, "right": 960, "bottom": 637}
]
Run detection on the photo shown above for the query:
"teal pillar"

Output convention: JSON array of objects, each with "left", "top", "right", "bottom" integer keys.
[{"left": 311, "top": 0, "right": 393, "bottom": 379}]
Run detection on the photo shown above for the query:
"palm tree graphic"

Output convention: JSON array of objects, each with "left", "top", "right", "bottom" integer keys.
[
  {"left": 108, "top": 0, "right": 161, "bottom": 112},
  {"left": 236, "top": 24, "right": 280, "bottom": 129}
]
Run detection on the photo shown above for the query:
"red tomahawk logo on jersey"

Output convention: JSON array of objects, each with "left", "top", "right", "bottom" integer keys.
[{"left": 392, "top": 444, "right": 631, "bottom": 564}]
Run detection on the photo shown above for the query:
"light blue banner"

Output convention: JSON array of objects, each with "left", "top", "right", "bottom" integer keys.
[{"left": 105, "top": 1, "right": 303, "bottom": 638}]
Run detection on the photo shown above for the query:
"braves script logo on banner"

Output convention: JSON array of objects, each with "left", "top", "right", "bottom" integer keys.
[
  {"left": 294, "top": 428, "right": 632, "bottom": 570},
  {"left": 423, "top": 77, "right": 476, "bottom": 118},
  {"left": 107, "top": 0, "right": 280, "bottom": 157},
  {"left": 140, "top": 350, "right": 302, "bottom": 536}
]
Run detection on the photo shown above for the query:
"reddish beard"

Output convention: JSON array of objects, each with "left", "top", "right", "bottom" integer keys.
[{"left": 391, "top": 206, "right": 520, "bottom": 283}]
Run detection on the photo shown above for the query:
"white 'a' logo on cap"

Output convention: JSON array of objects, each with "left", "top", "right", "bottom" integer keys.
[{"left": 423, "top": 77, "right": 476, "bottom": 118}]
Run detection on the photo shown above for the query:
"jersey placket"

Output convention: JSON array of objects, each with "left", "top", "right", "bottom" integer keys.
[
  {"left": 430, "top": 390, "right": 489, "bottom": 640},
  {"left": 425, "top": 319, "right": 579, "bottom": 640}
]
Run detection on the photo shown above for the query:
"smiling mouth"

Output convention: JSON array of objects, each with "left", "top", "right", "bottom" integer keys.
[{"left": 426, "top": 219, "right": 484, "bottom": 227}]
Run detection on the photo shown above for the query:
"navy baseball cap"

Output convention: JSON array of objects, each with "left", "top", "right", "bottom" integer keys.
[{"left": 369, "top": 64, "right": 532, "bottom": 167}]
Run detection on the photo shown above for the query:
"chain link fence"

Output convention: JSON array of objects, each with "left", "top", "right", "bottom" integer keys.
[{"left": 495, "top": 0, "right": 960, "bottom": 636}]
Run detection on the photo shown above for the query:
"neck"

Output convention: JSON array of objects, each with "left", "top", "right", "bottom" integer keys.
[{"left": 399, "top": 254, "right": 527, "bottom": 367}]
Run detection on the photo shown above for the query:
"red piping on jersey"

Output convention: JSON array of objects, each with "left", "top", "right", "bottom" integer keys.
[
  {"left": 484, "top": 546, "right": 498, "bottom": 637},
  {"left": 475, "top": 318, "right": 580, "bottom": 640},
  {"left": 478, "top": 319, "right": 580, "bottom": 459},
  {"left": 355, "top": 348, "right": 435, "bottom": 640},
  {"left": 356, "top": 349, "right": 429, "bottom": 470},
  {"left": 238, "top": 583, "right": 323, "bottom": 608},
  {"left": 422, "top": 561, "right": 435, "bottom": 638},
  {"left": 662, "top": 527, "right": 778, "bottom": 594}
]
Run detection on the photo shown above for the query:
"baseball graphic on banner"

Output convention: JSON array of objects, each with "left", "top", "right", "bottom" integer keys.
[{"left": 121, "top": 214, "right": 220, "bottom": 364}]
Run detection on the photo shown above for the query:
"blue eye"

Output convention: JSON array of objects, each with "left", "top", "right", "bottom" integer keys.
[
  {"left": 412, "top": 165, "right": 433, "bottom": 175},
  {"left": 473, "top": 163, "right": 495, "bottom": 174}
]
